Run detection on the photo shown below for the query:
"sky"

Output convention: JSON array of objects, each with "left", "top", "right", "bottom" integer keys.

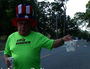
[
  {"left": 38, "top": 0, "right": 89, "bottom": 18},
  {"left": 66, "top": 0, "right": 89, "bottom": 18}
]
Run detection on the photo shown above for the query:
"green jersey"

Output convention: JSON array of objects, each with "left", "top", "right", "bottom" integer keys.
[{"left": 4, "top": 31, "right": 54, "bottom": 69}]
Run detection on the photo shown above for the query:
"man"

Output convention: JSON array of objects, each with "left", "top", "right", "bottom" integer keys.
[{"left": 3, "top": 4, "right": 72, "bottom": 69}]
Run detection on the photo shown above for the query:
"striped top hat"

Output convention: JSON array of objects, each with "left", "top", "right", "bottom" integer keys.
[{"left": 11, "top": 4, "right": 37, "bottom": 27}]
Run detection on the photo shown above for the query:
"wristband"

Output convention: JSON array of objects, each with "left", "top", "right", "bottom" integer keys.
[{"left": 61, "top": 38, "right": 64, "bottom": 44}]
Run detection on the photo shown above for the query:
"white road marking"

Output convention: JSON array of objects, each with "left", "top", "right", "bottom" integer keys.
[{"left": 40, "top": 54, "right": 50, "bottom": 58}]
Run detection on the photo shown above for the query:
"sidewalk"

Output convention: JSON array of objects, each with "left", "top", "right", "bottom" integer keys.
[{"left": 0, "top": 51, "right": 4, "bottom": 53}]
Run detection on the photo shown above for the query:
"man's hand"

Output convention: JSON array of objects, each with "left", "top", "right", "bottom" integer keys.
[
  {"left": 3, "top": 55, "right": 11, "bottom": 68},
  {"left": 52, "top": 34, "right": 72, "bottom": 48},
  {"left": 62, "top": 34, "right": 72, "bottom": 42},
  {"left": 5, "top": 58, "right": 11, "bottom": 67}
]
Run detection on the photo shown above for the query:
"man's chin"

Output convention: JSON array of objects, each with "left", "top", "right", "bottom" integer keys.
[{"left": 20, "top": 32, "right": 26, "bottom": 36}]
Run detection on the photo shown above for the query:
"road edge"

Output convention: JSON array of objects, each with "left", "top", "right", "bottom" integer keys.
[{"left": 0, "top": 51, "right": 4, "bottom": 53}]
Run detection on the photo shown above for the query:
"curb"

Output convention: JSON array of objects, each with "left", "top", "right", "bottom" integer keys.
[{"left": 0, "top": 51, "right": 4, "bottom": 53}]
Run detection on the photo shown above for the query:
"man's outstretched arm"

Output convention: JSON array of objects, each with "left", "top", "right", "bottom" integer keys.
[{"left": 52, "top": 35, "right": 72, "bottom": 48}]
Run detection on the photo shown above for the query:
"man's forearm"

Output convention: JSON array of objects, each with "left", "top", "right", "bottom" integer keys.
[
  {"left": 3, "top": 54, "right": 11, "bottom": 67},
  {"left": 52, "top": 35, "right": 72, "bottom": 48},
  {"left": 3, "top": 54, "right": 9, "bottom": 61},
  {"left": 52, "top": 38, "right": 64, "bottom": 48}
]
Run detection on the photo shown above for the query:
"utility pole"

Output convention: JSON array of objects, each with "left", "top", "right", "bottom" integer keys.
[
  {"left": 54, "top": 0, "right": 67, "bottom": 36},
  {"left": 54, "top": 14, "right": 61, "bottom": 39},
  {"left": 56, "top": 15, "right": 58, "bottom": 39},
  {"left": 62, "top": 0, "right": 67, "bottom": 36},
  {"left": 63, "top": 6, "right": 66, "bottom": 36}
]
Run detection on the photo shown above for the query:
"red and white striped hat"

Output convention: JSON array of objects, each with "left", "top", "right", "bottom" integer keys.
[{"left": 11, "top": 4, "right": 37, "bottom": 27}]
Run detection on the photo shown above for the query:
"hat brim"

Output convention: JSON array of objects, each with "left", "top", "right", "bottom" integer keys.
[{"left": 11, "top": 18, "right": 37, "bottom": 27}]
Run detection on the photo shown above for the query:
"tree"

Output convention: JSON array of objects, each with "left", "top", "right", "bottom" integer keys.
[
  {"left": 78, "top": 30, "right": 89, "bottom": 39},
  {"left": 85, "top": 0, "right": 90, "bottom": 18},
  {"left": 36, "top": 1, "right": 64, "bottom": 38},
  {"left": 0, "top": 0, "right": 38, "bottom": 36},
  {"left": 74, "top": 12, "right": 88, "bottom": 28},
  {"left": 66, "top": 15, "right": 80, "bottom": 36},
  {"left": 0, "top": 0, "right": 82, "bottom": 39},
  {"left": 85, "top": 0, "right": 90, "bottom": 27},
  {"left": 0, "top": 0, "right": 9, "bottom": 35}
]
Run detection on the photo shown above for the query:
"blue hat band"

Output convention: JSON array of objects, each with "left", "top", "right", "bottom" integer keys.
[{"left": 17, "top": 14, "right": 32, "bottom": 19}]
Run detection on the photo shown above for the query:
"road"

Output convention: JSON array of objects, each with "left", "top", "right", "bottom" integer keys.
[
  {"left": 40, "top": 40, "right": 90, "bottom": 69},
  {"left": 0, "top": 40, "right": 90, "bottom": 69}
]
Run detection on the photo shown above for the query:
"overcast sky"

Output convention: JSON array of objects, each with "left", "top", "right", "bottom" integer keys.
[{"left": 66, "top": 0, "right": 89, "bottom": 18}]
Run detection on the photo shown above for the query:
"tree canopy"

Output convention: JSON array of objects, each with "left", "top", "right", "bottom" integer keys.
[{"left": 0, "top": 0, "right": 89, "bottom": 39}]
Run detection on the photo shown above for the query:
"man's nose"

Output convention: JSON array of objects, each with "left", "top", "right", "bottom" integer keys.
[{"left": 21, "top": 23, "right": 25, "bottom": 27}]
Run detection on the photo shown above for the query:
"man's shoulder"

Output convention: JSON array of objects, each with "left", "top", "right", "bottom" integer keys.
[
  {"left": 8, "top": 31, "right": 18, "bottom": 38},
  {"left": 31, "top": 31, "right": 44, "bottom": 37}
]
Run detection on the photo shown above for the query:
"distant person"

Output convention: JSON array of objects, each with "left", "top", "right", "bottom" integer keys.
[{"left": 3, "top": 4, "right": 72, "bottom": 69}]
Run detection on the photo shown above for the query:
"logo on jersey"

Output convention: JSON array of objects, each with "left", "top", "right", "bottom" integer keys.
[{"left": 16, "top": 38, "right": 30, "bottom": 45}]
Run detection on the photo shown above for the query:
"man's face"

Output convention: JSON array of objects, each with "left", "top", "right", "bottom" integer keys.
[{"left": 17, "top": 19, "right": 32, "bottom": 36}]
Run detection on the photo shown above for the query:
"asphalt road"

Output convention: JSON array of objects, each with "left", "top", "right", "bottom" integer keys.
[
  {"left": 40, "top": 40, "right": 90, "bottom": 69},
  {"left": 0, "top": 40, "right": 90, "bottom": 69}
]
